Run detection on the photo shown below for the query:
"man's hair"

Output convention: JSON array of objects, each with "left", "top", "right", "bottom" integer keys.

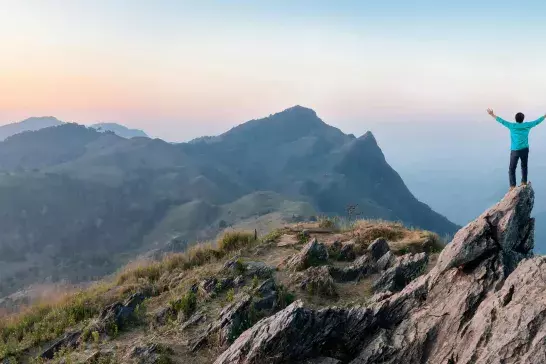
[{"left": 516, "top": 112, "right": 525, "bottom": 123}]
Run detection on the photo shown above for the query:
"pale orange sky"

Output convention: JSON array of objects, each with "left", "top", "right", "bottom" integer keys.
[{"left": 2, "top": 1, "right": 546, "bottom": 141}]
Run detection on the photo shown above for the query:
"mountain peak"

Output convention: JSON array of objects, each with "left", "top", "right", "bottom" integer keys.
[
  {"left": 280, "top": 105, "right": 317, "bottom": 116},
  {"left": 359, "top": 131, "right": 377, "bottom": 143}
]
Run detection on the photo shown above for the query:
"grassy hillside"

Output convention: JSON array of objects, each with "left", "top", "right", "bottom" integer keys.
[{"left": 0, "top": 219, "right": 443, "bottom": 363}]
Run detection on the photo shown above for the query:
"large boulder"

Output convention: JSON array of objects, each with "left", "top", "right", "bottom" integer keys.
[
  {"left": 285, "top": 238, "right": 329, "bottom": 271},
  {"left": 372, "top": 252, "right": 429, "bottom": 293},
  {"left": 214, "top": 185, "right": 539, "bottom": 364}
]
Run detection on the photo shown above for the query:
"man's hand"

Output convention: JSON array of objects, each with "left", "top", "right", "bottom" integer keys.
[{"left": 487, "top": 108, "right": 496, "bottom": 118}]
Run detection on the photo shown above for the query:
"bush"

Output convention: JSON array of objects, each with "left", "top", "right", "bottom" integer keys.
[
  {"left": 217, "top": 231, "right": 257, "bottom": 252},
  {"left": 226, "top": 289, "right": 235, "bottom": 303},
  {"left": 171, "top": 292, "right": 197, "bottom": 319}
]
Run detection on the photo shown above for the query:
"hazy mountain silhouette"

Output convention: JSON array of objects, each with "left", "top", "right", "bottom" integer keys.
[
  {"left": 0, "top": 116, "right": 63, "bottom": 141},
  {"left": 0, "top": 106, "right": 457, "bottom": 296},
  {"left": 90, "top": 122, "right": 149, "bottom": 139}
]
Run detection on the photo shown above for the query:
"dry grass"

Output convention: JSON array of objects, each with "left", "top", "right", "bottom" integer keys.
[
  {"left": 0, "top": 220, "right": 446, "bottom": 362},
  {"left": 350, "top": 220, "right": 445, "bottom": 255},
  {"left": 117, "top": 230, "right": 257, "bottom": 286},
  {"left": 1, "top": 230, "right": 260, "bottom": 362}
]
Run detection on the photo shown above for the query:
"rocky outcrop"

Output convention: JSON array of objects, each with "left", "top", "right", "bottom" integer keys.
[
  {"left": 180, "top": 311, "right": 206, "bottom": 331},
  {"left": 376, "top": 250, "right": 396, "bottom": 271},
  {"left": 330, "top": 255, "right": 377, "bottom": 282},
  {"left": 215, "top": 185, "right": 538, "bottom": 364},
  {"left": 291, "top": 266, "right": 338, "bottom": 297},
  {"left": 367, "top": 238, "right": 390, "bottom": 261},
  {"left": 224, "top": 258, "right": 274, "bottom": 279},
  {"left": 128, "top": 343, "right": 173, "bottom": 364},
  {"left": 286, "top": 238, "right": 329, "bottom": 271},
  {"left": 95, "top": 292, "right": 146, "bottom": 333},
  {"left": 372, "top": 252, "right": 428, "bottom": 293},
  {"left": 40, "top": 331, "right": 81, "bottom": 359},
  {"left": 192, "top": 278, "right": 281, "bottom": 351},
  {"left": 338, "top": 242, "right": 356, "bottom": 261}
]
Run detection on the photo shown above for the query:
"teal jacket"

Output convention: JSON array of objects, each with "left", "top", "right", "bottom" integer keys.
[{"left": 496, "top": 116, "right": 545, "bottom": 150}]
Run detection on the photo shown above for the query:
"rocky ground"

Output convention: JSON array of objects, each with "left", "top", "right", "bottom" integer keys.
[{"left": 1, "top": 185, "right": 540, "bottom": 364}]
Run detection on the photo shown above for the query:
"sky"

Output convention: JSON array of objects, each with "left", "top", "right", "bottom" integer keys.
[{"left": 1, "top": 0, "right": 546, "bottom": 141}]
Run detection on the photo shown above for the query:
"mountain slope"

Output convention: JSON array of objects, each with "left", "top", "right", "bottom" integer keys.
[
  {"left": 183, "top": 106, "right": 456, "bottom": 235},
  {"left": 0, "top": 116, "right": 63, "bottom": 141}
]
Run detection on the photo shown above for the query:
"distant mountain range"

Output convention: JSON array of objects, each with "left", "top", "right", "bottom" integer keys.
[
  {"left": 0, "top": 106, "right": 457, "bottom": 297},
  {"left": 0, "top": 117, "right": 148, "bottom": 140}
]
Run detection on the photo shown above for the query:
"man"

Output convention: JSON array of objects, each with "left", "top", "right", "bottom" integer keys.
[{"left": 487, "top": 109, "right": 546, "bottom": 189}]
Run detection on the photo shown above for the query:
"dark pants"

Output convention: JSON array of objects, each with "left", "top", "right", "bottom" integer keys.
[{"left": 509, "top": 147, "right": 529, "bottom": 187}]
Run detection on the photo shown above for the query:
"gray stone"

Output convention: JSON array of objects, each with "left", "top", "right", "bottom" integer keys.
[
  {"left": 40, "top": 331, "right": 81, "bottom": 359},
  {"left": 234, "top": 275, "right": 245, "bottom": 287},
  {"left": 128, "top": 343, "right": 172, "bottom": 364},
  {"left": 367, "top": 238, "right": 390, "bottom": 261},
  {"left": 330, "top": 254, "right": 377, "bottom": 282},
  {"left": 373, "top": 252, "right": 428, "bottom": 293},
  {"left": 224, "top": 258, "right": 274, "bottom": 279},
  {"left": 376, "top": 250, "right": 396, "bottom": 271},
  {"left": 338, "top": 242, "right": 356, "bottom": 261},
  {"left": 153, "top": 306, "right": 176, "bottom": 326},
  {"left": 180, "top": 311, "right": 206, "bottom": 330},
  {"left": 291, "top": 266, "right": 337, "bottom": 297},
  {"left": 285, "top": 238, "right": 329, "bottom": 271}
]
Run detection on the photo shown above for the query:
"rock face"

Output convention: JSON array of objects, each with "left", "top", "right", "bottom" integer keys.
[
  {"left": 215, "top": 185, "right": 540, "bottom": 364},
  {"left": 286, "top": 238, "right": 329, "bottom": 271},
  {"left": 372, "top": 252, "right": 428, "bottom": 293}
]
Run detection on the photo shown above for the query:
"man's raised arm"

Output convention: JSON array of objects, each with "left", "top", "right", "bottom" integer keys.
[
  {"left": 526, "top": 114, "right": 546, "bottom": 128},
  {"left": 487, "top": 108, "right": 511, "bottom": 128}
]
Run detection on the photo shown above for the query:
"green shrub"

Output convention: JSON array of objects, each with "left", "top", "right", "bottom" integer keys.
[
  {"left": 226, "top": 289, "right": 235, "bottom": 303},
  {"left": 171, "top": 292, "right": 197, "bottom": 319},
  {"left": 92, "top": 331, "right": 100, "bottom": 346}
]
